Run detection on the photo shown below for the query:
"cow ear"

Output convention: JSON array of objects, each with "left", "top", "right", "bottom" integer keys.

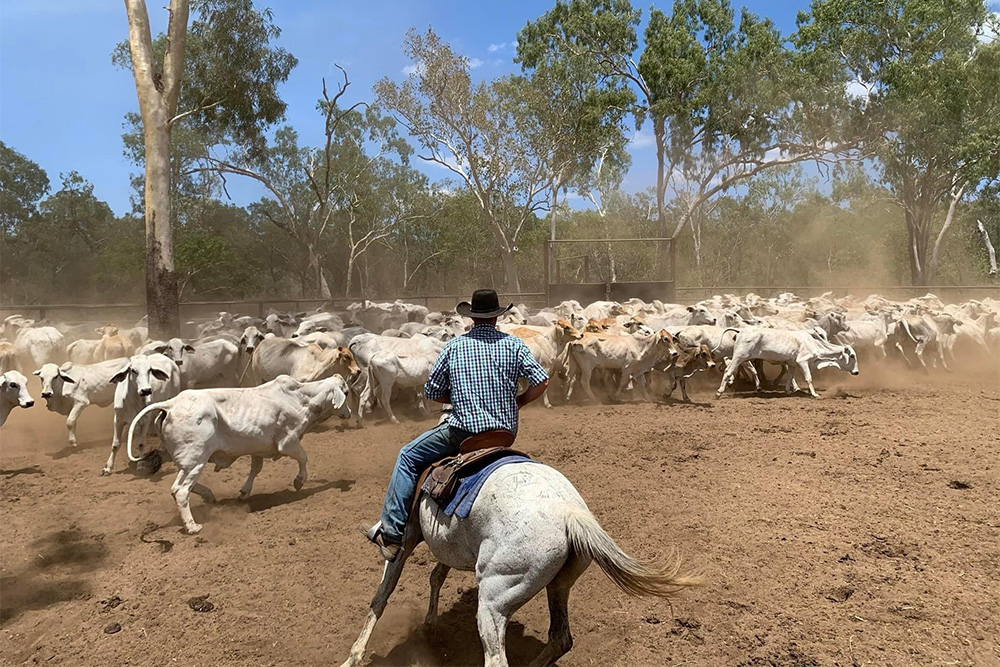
[
  {"left": 32, "top": 369, "right": 41, "bottom": 376},
  {"left": 110, "top": 365, "right": 131, "bottom": 384},
  {"left": 239, "top": 335, "right": 247, "bottom": 347},
  {"left": 183, "top": 344, "right": 196, "bottom": 352},
  {"left": 58, "top": 372, "right": 76, "bottom": 383},
  {"left": 153, "top": 345, "right": 168, "bottom": 354},
  {"left": 150, "top": 368, "right": 170, "bottom": 381}
]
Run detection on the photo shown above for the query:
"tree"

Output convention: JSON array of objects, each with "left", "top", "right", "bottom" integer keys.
[
  {"left": 796, "top": 0, "right": 1000, "bottom": 285},
  {"left": 519, "top": 0, "right": 854, "bottom": 261},
  {"left": 515, "top": 26, "right": 633, "bottom": 270},
  {"left": 192, "top": 70, "right": 409, "bottom": 298},
  {"left": 0, "top": 142, "right": 50, "bottom": 238},
  {"left": 376, "top": 28, "right": 553, "bottom": 292},
  {"left": 119, "top": 0, "right": 296, "bottom": 336}
]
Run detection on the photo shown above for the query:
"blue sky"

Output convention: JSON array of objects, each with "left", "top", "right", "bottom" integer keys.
[{"left": 1, "top": 0, "right": 810, "bottom": 216}]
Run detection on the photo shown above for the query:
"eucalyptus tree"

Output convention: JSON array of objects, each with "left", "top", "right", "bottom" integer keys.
[
  {"left": 796, "top": 0, "right": 1000, "bottom": 285},
  {"left": 119, "top": 0, "right": 295, "bottom": 335},
  {"left": 376, "top": 28, "right": 554, "bottom": 292},
  {"left": 519, "top": 0, "right": 854, "bottom": 249}
]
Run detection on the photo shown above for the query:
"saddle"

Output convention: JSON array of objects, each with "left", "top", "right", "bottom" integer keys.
[{"left": 414, "top": 430, "right": 520, "bottom": 512}]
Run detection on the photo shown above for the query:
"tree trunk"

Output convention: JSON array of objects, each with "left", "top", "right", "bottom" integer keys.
[
  {"left": 305, "top": 244, "right": 331, "bottom": 299},
  {"left": 976, "top": 219, "right": 997, "bottom": 276},
  {"left": 499, "top": 247, "right": 521, "bottom": 293},
  {"left": 653, "top": 116, "right": 667, "bottom": 236},
  {"left": 928, "top": 186, "right": 965, "bottom": 285},
  {"left": 125, "top": 0, "right": 188, "bottom": 339},
  {"left": 142, "top": 120, "right": 180, "bottom": 338},
  {"left": 549, "top": 183, "right": 558, "bottom": 279}
]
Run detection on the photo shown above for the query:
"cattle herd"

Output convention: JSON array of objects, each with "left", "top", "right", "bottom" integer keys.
[{"left": 0, "top": 290, "right": 997, "bottom": 532}]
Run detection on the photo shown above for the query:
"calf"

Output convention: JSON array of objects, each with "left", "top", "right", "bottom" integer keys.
[
  {"left": 717, "top": 328, "right": 858, "bottom": 398},
  {"left": 34, "top": 359, "right": 121, "bottom": 447},
  {"left": 125, "top": 375, "right": 351, "bottom": 534},
  {"left": 565, "top": 330, "right": 679, "bottom": 402},
  {"left": 94, "top": 325, "right": 135, "bottom": 362},
  {"left": 0, "top": 371, "right": 34, "bottom": 426},
  {"left": 664, "top": 344, "right": 717, "bottom": 402},
  {"left": 103, "top": 353, "right": 181, "bottom": 475}
]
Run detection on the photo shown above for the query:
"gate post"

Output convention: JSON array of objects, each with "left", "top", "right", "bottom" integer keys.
[{"left": 543, "top": 240, "right": 551, "bottom": 307}]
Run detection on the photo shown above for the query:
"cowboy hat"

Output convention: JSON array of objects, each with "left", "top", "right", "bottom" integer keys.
[{"left": 456, "top": 289, "right": 513, "bottom": 319}]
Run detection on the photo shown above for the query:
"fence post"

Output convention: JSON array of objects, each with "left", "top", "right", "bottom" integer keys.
[{"left": 543, "top": 240, "right": 551, "bottom": 307}]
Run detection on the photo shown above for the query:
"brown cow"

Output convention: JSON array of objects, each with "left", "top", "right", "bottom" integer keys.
[
  {"left": 94, "top": 325, "right": 135, "bottom": 362},
  {"left": 663, "top": 344, "right": 717, "bottom": 402}
]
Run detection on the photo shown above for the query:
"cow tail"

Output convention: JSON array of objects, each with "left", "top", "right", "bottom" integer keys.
[
  {"left": 127, "top": 400, "right": 170, "bottom": 462},
  {"left": 900, "top": 318, "right": 920, "bottom": 344},
  {"left": 711, "top": 327, "right": 741, "bottom": 353}
]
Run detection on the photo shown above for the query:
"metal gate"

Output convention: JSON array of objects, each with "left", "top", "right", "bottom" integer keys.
[{"left": 542, "top": 238, "right": 676, "bottom": 307}]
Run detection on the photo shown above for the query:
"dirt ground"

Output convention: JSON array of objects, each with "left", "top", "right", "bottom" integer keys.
[{"left": 1, "top": 362, "right": 998, "bottom": 667}]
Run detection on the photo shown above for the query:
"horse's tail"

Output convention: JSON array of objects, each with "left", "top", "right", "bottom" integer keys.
[{"left": 565, "top": 508, "right": 702, "bottom": 598}]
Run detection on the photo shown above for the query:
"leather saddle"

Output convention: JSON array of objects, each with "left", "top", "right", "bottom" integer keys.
[{"left": 414, "top": 430, "right": 520, "bottom": 511}]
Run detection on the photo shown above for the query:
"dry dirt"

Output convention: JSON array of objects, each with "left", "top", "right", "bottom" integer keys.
[{"left": 1, "top": 362, "right": 998, "bottom": 667}]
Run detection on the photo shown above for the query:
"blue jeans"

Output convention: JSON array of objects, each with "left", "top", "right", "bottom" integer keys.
[{"left": 380, "top": 423, "right": 470, "bottom": 543}]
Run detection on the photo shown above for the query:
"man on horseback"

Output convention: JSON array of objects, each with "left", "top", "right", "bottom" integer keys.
[{"left": 364, "top": 289, "right": 549, "bottom": 560}]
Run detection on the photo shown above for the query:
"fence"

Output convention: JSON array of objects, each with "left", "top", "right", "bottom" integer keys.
[{"left": 1, "top": 285, "right": 996, "bottom": 324}]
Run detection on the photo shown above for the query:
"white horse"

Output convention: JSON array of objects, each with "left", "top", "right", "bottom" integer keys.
[{"left": 339, "top": 462, "right": 700, "bottom": 667}]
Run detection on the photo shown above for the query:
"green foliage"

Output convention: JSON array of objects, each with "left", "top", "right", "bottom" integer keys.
[{"left": 0, "top": 141, "right": 50, "bottom": 236}]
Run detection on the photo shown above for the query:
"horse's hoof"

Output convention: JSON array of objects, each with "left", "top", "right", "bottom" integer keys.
[{"left": 293, "top": 477, "right": 304, "bottom": 491}]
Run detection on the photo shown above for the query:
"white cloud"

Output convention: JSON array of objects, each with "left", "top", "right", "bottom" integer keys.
[
  {"left": 488, "top": 42, "right": 507, "bottom": 53},
  {"left": 763, "top": 147, "right": 783, "bottom": 162},
  {"left": 469, "top": 58, "right": 484, "bottom": 69},
  {"left": 630, "top": 128, "right": 655, "bottom": 149},
  {"left": 402, "top": 61, "right": 425, "bottom": 76},
  {"left": 491, "top": 58, "right": 504, "bottom": 66}
]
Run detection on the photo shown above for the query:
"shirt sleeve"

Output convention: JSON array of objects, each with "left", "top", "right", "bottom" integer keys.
[
  {"left": 518, "top": 341, "right": 549, "bottom": 387},
  {"left": 424, "top": 344, "right": 451, "bottom": 400}
]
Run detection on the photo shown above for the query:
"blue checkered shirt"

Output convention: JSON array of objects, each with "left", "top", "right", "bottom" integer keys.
[{"left": 424, "top": 324, "right": 548, "bottom": 435}]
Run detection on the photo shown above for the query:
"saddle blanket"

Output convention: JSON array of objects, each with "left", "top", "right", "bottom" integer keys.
[{"left": 423, "top": 452, "right": 537, "bottom": 518}]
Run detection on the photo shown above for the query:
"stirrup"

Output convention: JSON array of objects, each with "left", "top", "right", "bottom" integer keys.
[{"left": 361, "top": 521, "right": 401, "bottom": 562}]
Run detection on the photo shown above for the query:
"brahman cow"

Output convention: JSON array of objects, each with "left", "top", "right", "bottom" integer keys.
[
  {"left": 102, "top": 353, "right": 182, "bottom": 475},
  {"left": 0, "top": 370, "right": 34, "bottom": 426},
  {"left": 34, "top": 359, "right": 121, "bottom": 447},
  {"left": 124, "top": 374, "right": 352, "bottom": 534}
]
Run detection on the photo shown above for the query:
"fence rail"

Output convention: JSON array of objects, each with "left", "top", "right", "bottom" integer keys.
[{"left": 1, "top": 286, "right": 996, "bottom": 324}]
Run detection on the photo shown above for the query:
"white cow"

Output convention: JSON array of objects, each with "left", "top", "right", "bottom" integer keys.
[
  {"left": 250, "top": 337, "right": 361, "bottom": 384},
  {"left": 717, "top": 328, "right": 859, "bottom": 398},
  {"left": 34, "top": 360, "right": 121, "bottom": 447},
  {"left": 358, "top": 348, "right": 439, "bottom": 425},
  {"left": 238, "top": 325, "right": 268, "bottom": 354},
  {"left": 14, "top": 326, "right": 65, "bottom": 369},
  {"left": 291, "top": 312, "right": 346, "bottom": 338},
  {"left": 642, "top": 305, "right": 716, "bottom": 329},
  {"left": 0, "top": 341, "right": 17, "bottom": 373},
  {"left": 0, "top": 371, "right": 34, "bottom": 426},
  {"left": 102, "top": 353, "right": 181, "bottom": 475},
  {"left": 565, "top": 331, "right": 680, "bottom": 402},
  {"left": 151, "top": 338, "right": 240, "bottom": 389},
  {"left": 66, "top": 338, "right": 100, "bottom": 364},
  {"left": 124, "top": 375, "right": 351, "bottom": 534}
]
